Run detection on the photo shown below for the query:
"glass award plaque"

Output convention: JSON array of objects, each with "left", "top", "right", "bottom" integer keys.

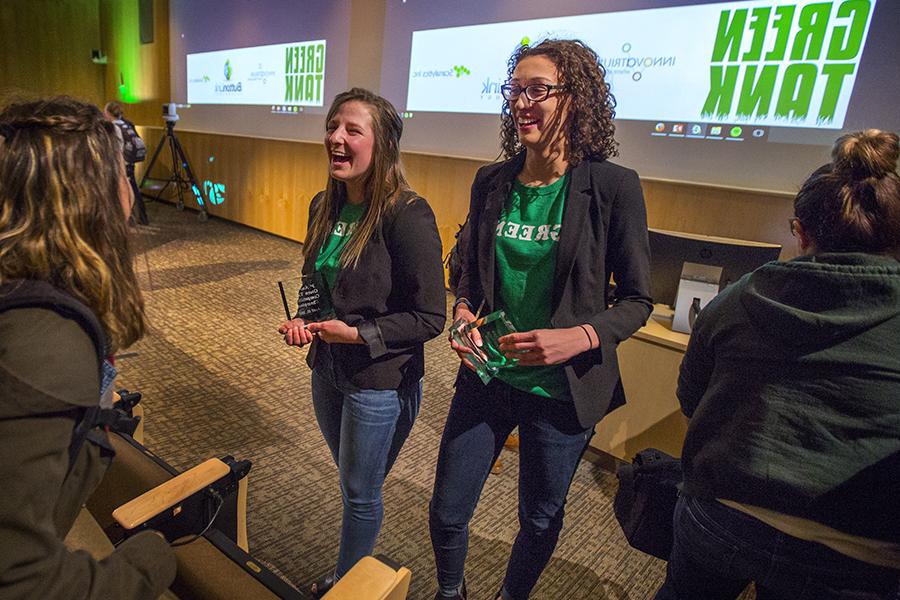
[
  {"left": 277, "top": 272, "right": 336, "bottom": 322},
  {"left": 449, "top": 309, "right": 518, "bottom": 384}
]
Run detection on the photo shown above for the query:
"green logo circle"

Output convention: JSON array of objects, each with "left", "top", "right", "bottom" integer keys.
[{"left": 730, "top": 126, "right": 742, "bottom": 137}]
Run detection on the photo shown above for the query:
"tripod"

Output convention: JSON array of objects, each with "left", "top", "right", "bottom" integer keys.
[{"left": 140, "top": 120, "right": 209, "bottom": 221}]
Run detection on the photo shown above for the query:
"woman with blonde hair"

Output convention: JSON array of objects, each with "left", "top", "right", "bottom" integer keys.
[
  {"left": 278, "top": 88, "right": 445, "bottom": 597},
  {"left": 0, "top": 97, "right": 175, "bottom": 598},
  {"left": 655, "top": 129, "right": 900, "bottom": 599}
]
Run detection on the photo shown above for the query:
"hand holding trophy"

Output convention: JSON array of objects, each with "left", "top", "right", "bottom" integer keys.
[
  {"left": 277, "top": 272, "right": 337, "bottom": 347},
  {"left": 449, "top": 307, "right": 518, "bottom": 384}
]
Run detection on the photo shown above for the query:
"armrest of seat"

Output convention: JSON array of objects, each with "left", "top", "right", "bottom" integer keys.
[
  {"left": 112, "top": 458, "right": 230, "bottom": 530},
  {"left": 324, "top": 556, "right": 411, "bottom": 600}
]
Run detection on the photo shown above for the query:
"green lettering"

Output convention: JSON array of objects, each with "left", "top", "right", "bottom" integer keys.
[
  {"left": 305, "top": 45, "right": 315, "bottom": 73},
  {"left": 293, "top": 47, "right": 300, "bottom": 73},
  {"left": 775, "top": 63, "right": 817, "bottom": 120},
  {"left": 285, "top": 47, "right": 292, "bottom": 74},
  {"left": 315, "top": 44, "right": 325, "bottom": 73},
  {"left": 791, "top": 3, "right": 832, "bottom": 61},
  {"left": 827, "top": 0, "right": 870, "bottom": 60},
  {"left": 742, "top": 7, "right": 771, "bottom": 61},
  {"left": 737, "top": 65, "right": 778, "bottom": 118},
  {"left": 711, "top": 9, "right": 747, "bottom": 62},
  {"left": 818, "top": 63, "right": 855, "bottom": 121},
  {"left": 766, "top": 5, "right": 796, "bottom": 60},
  {"left": 304, "top": 74, "right": 315, "bottom": 101},
  {"left": 294, "top": 74, "right": 303, "bottom": 101},
  {"left": 702, "top": 65, "right": 739, "bottom": 117},
  {"left": 315, "top": 73, "right": 324, "bottom": 103},
  {"left": 285, "top": 75, "right": 292, "bottom": 102}
]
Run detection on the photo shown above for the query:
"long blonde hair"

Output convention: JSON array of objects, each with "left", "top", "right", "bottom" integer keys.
[
  {"left": 303, "top": 88, "right": 410, "bottom": 269},
  {"left": 0, "top": 96, "right": 145, "bottom": 352}
]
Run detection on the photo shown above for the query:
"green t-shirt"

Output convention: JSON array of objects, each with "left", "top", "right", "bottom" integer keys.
[
  {"left": 494, "top": 173, "right": 570, "bottom": 399},
  {"left": 314, "top": 201, "right": 367, "bottom": 289}
]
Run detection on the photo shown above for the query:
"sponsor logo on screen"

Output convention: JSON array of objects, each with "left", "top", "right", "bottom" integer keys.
[{"left": 187, "top": 40, "right": 326, "bottom": 106}]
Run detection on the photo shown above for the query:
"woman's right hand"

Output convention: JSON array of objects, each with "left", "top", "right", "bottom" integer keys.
[
  {"left": 449, "top": 305, "right": 481, "bottom": 372},
  {"left": 278, "top": 319, "right": 314, "bottom": 347}
]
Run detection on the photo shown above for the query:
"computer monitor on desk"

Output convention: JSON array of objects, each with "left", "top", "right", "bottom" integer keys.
[{"left": 649, "top": 229, "right": 782, "bottom": 308}]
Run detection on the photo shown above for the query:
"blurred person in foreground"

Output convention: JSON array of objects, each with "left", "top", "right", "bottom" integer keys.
[
  {"left": 655, "top": 129, "right": 900, "bottom": 600},
  {"left": 0, "top": 97, "right": 175, "bottom": 599}
]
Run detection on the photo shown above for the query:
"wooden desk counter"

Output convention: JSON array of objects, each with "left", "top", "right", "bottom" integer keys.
[{"left": 590, "top": 308, "right": 690, "bottom": 460}]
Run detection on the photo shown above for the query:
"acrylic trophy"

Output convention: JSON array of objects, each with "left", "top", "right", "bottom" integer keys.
[
  {"left": 277, "top": 272, "right": 336, "bottom": 322},
  {"left": 449, "top": 309, "right": 518, "bottom": 384}
]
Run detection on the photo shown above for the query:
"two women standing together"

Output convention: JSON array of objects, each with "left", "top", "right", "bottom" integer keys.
[{"left": 279, "top": 38, "right": 651, "bottom": 600}]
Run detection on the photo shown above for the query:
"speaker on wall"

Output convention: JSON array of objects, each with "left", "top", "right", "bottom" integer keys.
[{"left": 139, "top": 0, "right": 154, "bottom": 44}]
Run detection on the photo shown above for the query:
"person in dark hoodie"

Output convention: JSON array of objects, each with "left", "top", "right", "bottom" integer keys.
[
  {"left": 0, "top": 97, "right": 175, "bottom": 598},
  {"left": 655, "top": 129, "right": 900, "bottom": 600}
]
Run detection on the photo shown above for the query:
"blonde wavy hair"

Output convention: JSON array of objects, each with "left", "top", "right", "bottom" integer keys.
[
  {"left": 0, "top": 96, "right": 145, "bottom": 352},
  {"left": 303, "top": 88, "right": 410, "bottom": 269}
]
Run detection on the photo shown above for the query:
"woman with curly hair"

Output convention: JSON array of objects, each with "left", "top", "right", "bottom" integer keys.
[{"left": 429, "top": 39, "right": 652, "bottom": 599}]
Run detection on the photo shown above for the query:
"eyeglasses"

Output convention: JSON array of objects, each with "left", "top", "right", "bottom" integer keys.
[
  {"left": 500, "top": 83, "right": 565, "bottom": 103},
  {"left": 788, "top": 217, "right": 801, "bottom": 237}
]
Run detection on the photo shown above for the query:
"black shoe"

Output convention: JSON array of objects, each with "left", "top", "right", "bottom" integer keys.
[
  {"left": 434, "top": 578, "right": 466, "bottom": 600},
  {"left": 310, "top": 571, "right": 336, "bottom": 599}
]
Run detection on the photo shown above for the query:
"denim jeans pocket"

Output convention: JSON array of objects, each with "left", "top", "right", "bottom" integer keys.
[{"left": 680, "top": 497, "right": 742, "bottom": 571}]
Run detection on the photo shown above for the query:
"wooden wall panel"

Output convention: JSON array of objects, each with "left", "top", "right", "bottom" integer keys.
[
  {"left": 642, "top": 179, "right": 798, "bottom": 259},
  {"left": 402, "top": 153, "right": 482, "bottom": 253},
  {"left": 137, "top": 128, "right": 328, "bottom": 243},
  {"left": 136, "top": 128, "right": 799, "bottom": 266},
  {"left": 0, "top": 0, "right": 105, "bottom": 105}
]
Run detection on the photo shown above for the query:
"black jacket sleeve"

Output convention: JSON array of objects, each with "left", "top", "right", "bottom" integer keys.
[
  {"left": 586, "top": 167, "right": 653, "bottom": 349},
  {"left": 356, "top": 196, "right": 447, "bottom": 358},
  {"left": 677, "top": 306, "right": 715, "bottom": 419},
  {"left": 453, "top": 168, "right": 489, "bottom": 309}
]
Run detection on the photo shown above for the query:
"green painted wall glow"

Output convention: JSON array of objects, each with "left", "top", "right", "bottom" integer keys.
[{"left": 110, "top": 0, "right": 142, "bottom": 102}]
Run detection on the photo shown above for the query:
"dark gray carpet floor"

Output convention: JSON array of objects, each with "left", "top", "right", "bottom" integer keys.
[{"left": 116, "top": 202, "right": 751, "bottom": 599}]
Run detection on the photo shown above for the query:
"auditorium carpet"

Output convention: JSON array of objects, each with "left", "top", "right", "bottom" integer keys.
[{"left": 118, "top": 203, "right": 752, "bottom": 600}]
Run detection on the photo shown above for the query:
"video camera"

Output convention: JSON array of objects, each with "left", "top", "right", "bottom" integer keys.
[{"left": 162, "top": 103, "right": 180, "bottom": 123}]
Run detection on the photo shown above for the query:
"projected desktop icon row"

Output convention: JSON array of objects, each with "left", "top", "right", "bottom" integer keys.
[
  {"left": 271, "top": 105, "right": 304, "bottom": 115},
  {"left": 651, "top": 122, "right": 767, "bottom": 142}
]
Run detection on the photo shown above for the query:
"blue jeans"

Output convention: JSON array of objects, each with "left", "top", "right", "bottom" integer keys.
[
  {"left": 311, "top": 365, "right": 421, "bottom": 578},
  {"left": 429, "top": 370, "right": 594, "bottom": 600},
  {"left": 655, "top": 495, "right": 900, "bottom": 600}
]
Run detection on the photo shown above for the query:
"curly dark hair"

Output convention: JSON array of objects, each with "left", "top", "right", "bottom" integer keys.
[{"left": 499, "top": 39, "right": 618, "bottom": 165}]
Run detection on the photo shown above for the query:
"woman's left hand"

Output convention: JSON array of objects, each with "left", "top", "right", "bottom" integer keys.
[
  {"left": 498, "top": 327, "right": 594, "bottom": 366},
  {"left": 305, "top": 319, "right": 362, "bottom": 344}
]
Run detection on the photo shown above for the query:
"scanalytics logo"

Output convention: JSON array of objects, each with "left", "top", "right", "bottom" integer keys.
[{"left": 224, "top": 60, "right": 232, "bottom": 81}]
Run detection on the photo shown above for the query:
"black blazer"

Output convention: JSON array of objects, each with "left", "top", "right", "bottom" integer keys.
[
  {"left": 456, "top": 153, "right": 653, "bottom": 428},
  {"left": 303, "top": 190, "right": 446, "bottom": 389}
]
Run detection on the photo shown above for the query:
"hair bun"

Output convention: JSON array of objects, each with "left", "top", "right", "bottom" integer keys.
[{"left": 831, "top": 129, "right": 899, "bottom": 180}]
